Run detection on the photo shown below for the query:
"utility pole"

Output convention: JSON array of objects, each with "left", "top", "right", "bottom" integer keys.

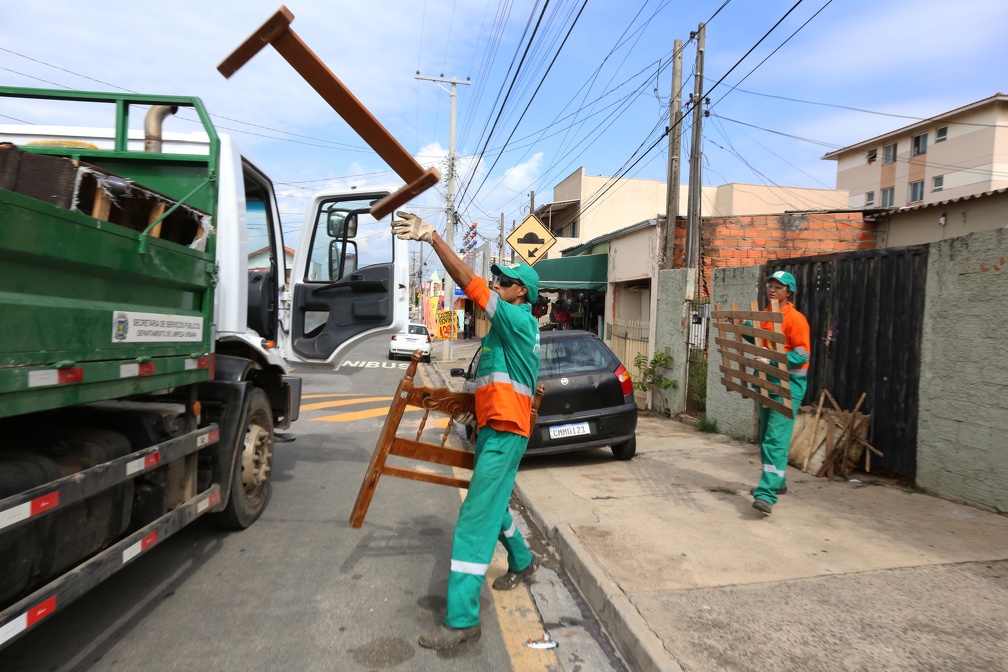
[
  {"left": 417, "top": 74, "right": 470, "bottom": 360},
  {"left": 685, "top": 24, "right": 705, "bottom": 272},
  {"left": 499, "top": 212, "right": 505, "bottom": 266},
  {"left": 662, "top": 38, "right": 683, "bottom": 271}
]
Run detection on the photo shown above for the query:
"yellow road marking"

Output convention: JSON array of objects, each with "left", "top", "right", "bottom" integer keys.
[
  {"left": 312, "top": 407, "right": 391, "bottom": 422},
  {"left": 301, "top": 396, "right": 392, "bottom": 411},
  {"left": 301, "top": 393, "right": 357, "bottom": 399}
]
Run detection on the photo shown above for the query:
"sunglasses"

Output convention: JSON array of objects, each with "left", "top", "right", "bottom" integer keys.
[{"left": 495, "top": 275, "right": 524, "bottom": 289}]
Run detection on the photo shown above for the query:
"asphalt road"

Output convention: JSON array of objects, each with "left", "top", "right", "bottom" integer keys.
[{"left": 3, "top": 337, "right": 619, "bottom": 671}]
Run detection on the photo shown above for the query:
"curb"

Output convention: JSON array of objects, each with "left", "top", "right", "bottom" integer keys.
[{"left": 515, "top": 481, "right": 684, "bottom": 672}]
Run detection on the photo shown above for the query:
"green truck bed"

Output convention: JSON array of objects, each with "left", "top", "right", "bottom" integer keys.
[{"left": 0, "top": 88, "right": 221, "bottom": 419}]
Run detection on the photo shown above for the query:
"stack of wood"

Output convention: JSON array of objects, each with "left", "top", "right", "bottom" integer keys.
[{"left": 788, "top": 390, "right": 883, "bottom": 479}]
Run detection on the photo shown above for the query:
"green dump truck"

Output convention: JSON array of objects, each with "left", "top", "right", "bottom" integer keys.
[{"left": 0, "top": 87, "right": 409, "bottom": 647}]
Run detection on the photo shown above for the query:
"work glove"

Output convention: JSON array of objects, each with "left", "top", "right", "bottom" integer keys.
[
  {"left": 754, "top": 356, "right": 771, "bottom": 366},
  {"left": 453, "top": 410, "right": 476, "bottom": 427},
  {"left": 391, "top": 211, "right": 434, "bottom": 244}
]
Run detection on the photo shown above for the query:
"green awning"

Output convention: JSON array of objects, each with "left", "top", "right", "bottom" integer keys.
[{"left": 532, "top": 254, "right": 608, "bottom": 292}]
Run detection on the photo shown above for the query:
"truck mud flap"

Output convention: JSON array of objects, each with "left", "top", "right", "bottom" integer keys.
[
  {"left": 0, "top": 485, "right": 220, "bottom": 651},
  {"left": 195, "top": 380, "right": 250, "bottom": 511}
]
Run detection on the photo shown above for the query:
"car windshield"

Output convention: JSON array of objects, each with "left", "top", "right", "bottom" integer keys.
[
  {"left": 408, "top": 325, "right": 428, "bottom": 336},
  {"left": 540, "top": 335, "right": 616, "bottom": 377}
]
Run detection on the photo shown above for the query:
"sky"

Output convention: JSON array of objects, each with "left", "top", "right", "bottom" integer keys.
[{"left": 3, "top": 0, "right": 1007, "bottom": 266}]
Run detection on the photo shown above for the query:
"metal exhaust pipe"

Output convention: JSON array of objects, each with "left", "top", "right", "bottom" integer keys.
[{"left": 144, "top": 105, "right": 178, "bottom": 153}]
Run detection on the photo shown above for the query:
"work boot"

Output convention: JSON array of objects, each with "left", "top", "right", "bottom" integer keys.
[
  {"left": 492, "top": 554, "right": 539, "bottom": 591},
  {"left": 418, "top": 623, "right": 482, "bottom": 650},
  {"left": 752, "top": 499, "right": 773, "bottom": 515},
  {"left": 749, "top": 485, "right": 787, "bottom": 496}
]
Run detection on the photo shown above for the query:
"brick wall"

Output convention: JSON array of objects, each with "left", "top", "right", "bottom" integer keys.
[{"left": 674, "top": 212, "right": 878, "bottom": 296}]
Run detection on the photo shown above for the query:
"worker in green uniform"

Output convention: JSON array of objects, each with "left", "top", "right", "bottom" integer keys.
[
  {"left": 391, "top": 212, "right": 541, "bottom": 650},
  {"left": 750, "top": 270, "right": 811, "bottom": 515}
]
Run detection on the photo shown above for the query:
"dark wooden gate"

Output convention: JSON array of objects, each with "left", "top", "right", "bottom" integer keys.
[{"left": 766, "top": 245, "right": 929, "bottom": 480}]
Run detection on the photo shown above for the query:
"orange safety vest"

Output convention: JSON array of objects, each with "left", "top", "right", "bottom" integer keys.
[
  {"left": 760, "top": 302, "right": 811, "bottom": 376},
  {"left": 464, "top": 277, "right": 541, "bottom": 437}
]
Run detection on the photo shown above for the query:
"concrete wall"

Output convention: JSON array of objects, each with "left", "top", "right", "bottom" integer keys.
[
  {"left": 703, "top": 265, "right": 762, "bottom": 439},
  {"left": 655, "top": 269, "right": 692, "bottom": 416},
  {"left": 917, "top": 228, "right": 1008, "bottom": 512}
]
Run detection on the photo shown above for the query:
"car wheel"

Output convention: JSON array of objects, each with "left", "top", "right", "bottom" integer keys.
[
  {"left": 423, "top": 354, "right": 431, "bottom": 364},
  {"left": 611, "top": 435, "right": 636, "bottom": 460},
  {"left": 388, "top": 351, "right": 394, "bottom": 360}
]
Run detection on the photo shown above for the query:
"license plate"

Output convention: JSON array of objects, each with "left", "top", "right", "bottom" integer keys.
[{"left": 548, "top": 422, "right": 590, "bottom": 439}]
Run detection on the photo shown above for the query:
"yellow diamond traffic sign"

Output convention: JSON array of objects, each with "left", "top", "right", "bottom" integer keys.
[{"left": 506, "top": 213, "right": 556, "bottom": 266}]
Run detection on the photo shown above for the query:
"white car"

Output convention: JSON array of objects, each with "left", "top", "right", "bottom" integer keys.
[{"left": 388, "top": 323, "right": 432, "bottom": 363}]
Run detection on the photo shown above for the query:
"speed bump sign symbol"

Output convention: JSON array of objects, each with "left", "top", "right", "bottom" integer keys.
[{"left": 506, "top": 213, "right": 556, "bottom": 266}]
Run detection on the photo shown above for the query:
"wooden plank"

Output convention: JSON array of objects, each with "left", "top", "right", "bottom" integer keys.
[
  {"left": 721, "top": 379, "right": 793, "bottom": 417},
  {"left": 718, "top": 365, "right": 790, "bottom": 398},
  {"left": 710, "top": 309, "right": 783, "bottom": 322},
  {"left": 711, "top": 321, "right": 787, "bottom": 344},
  {"left": 90, "top": 187, "right": 111, "bottom": 221},
  {"left": 146, "top": 201, "right": 167, "bottom": 239},
  {"left": 389, "top": 437, "right": 474, "bottom": 469},
  {"left": 381, "top": 465, "right": 471, "bottom": 490},
  {"left": 802, "top": 390, "right": 827, "bottom": 472}
]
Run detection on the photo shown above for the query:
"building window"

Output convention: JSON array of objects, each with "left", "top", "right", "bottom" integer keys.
[
  {"left": 866, "top": 149, "right": 878, "bottom": 165},
  {"left": 936, "top": 126, "right": 948, "bottom": 142},
  {"left": 912, "top": 133, "right": 928, "bottom": 156},
  {"left": 883, "top": 143, "right": 897, "bottom": 165},
  {"left": 909, "top": 180, "right": 925, "bottom": 203},
  {"left": 865, "top": 191, "right": 875, "bottom": 206},
  {"left": 881, "top": 187, "right": 895, "bottom": 208},
  {"left": 933, "top": 175, "right": 944, "bottom": 192}
]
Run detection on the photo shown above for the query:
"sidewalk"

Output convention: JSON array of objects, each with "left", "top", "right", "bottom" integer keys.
[{"left": 430, "top": 341, "right": 1008, "bottom": 671}]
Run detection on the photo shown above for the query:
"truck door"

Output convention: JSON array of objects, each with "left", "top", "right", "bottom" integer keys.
[{"left": 284, "top": 190, "right": 408, "bottom": 366}]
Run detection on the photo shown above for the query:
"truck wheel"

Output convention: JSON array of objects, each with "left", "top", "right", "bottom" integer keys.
[{"left": 211, "top": 388, "right": 274, "bottom": 529}]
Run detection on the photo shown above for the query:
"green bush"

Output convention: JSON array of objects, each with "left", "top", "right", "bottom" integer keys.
[
  {"left": 633, "top": 351, "right": 677, "bottom": 411},
  {"left": 688, "top": 349, "right": 708, "bottom": 406},
  {"left": 697, "top": 415, "right": 719, "bottom": 433}
]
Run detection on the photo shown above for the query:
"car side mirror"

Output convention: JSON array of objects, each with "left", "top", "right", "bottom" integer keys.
[{"left": 450, "top": 368, "right": 466, "bottom": 377}]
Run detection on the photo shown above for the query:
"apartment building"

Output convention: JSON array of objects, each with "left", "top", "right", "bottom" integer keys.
[{"left": 823, "top": 93, "right": 1008, "bottom": 210}]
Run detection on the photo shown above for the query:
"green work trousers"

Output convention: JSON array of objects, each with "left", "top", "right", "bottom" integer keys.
[
  {"left": 753, "top": 375, "right": 808, "bottom": 506},
  {"left": 445, "top": 426, "right": 533, "bottom": 629}
]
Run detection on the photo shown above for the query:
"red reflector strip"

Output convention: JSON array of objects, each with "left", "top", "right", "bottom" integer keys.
[
  {"left": 197, "top": 428, "right": 220, "bottom": 447},
  {"left": 27, "top": 368, "right": 84, "bottom": 388},
  {"left": 119, "top": 362, "right": 155, "bottom": 378},
  {"left": 59, "top": 368, "right": 83, "bottom": 384},
  {"left": 0, "top": 596, "right": 57, "bottom": 646},
  {"left": 185, "top": 357, "right": 210, "bottom": 371},
  {"left": 122, "top": 530, "right": 159, "bottom": 563},
  {"left": 0, "top": 492, "right": 60, "bottom": 532},
  {"left": 30, "top": 492, "right": 60, "bottom": 515},
  {"left": 26, "top": 596, "right": 57, "bottom": 626},
  {"left": 126, "top": 451, "right": 161, "bottom": 476},
  {"left": 197, "top": 489, "right": 221, "bottom": 514}
]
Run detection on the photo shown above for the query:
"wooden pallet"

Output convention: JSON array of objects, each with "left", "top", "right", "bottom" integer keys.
[
  {"left": 711, "top": 300, "right": 793, "bottom": 418},
  {"left": 348, "top": 350, "right": 545, "bottom": 528}
]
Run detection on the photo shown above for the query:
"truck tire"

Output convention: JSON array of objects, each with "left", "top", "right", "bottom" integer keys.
[{"left": 210, "top": 388, "right": 274, "bottom": 530}]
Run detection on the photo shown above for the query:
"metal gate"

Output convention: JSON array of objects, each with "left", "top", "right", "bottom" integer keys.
[{"left": 767, "top": 245, "right": 929, "bottom": 480}]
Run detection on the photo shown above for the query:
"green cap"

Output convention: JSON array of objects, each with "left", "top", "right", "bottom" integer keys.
[
  {"left": 769, "top": 270, "right": 797, "bottom": 292},
  {"left": 491, "top": 261, "right": 539, "bottom": 302}
]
